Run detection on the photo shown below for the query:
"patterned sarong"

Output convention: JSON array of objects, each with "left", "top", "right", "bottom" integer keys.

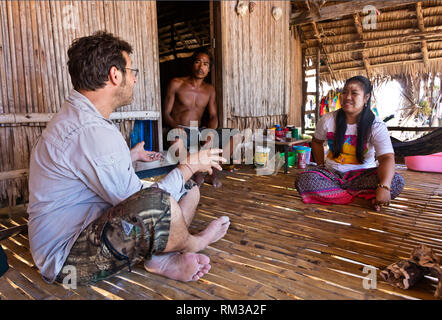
[{"left": 295, "top": 166, "right": 404, "bottom": 205}]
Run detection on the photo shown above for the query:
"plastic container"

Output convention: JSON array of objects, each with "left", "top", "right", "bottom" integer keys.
[
  {"left": 280, "top": 152, "right": 296, "bottom": 167},
  {"left": 276, "top": 128, "right": 285, "bottom": 138},
  {"left": 255, "top": 146, "right": 271, "bottom": 166},
  {"left": 292, "top": 146, "right": 311, "bottom": 164},
  {"left": 405, "top": 152, "right": 442, "bottom": 173},
  {"left": 297, "top": 150, "right": 306, "bottom": 169},
  {"left": 293, "top": 127, "right": 300, "bottom": 140},
  {"left": 301, "top": 146, "right": 312, "bottom": 164}
]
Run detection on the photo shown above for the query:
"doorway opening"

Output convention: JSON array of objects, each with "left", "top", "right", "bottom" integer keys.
[{"left": 156, "top": 1, "right": 212, "bottom": 141}]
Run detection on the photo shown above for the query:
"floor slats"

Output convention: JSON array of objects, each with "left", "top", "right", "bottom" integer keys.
[{"left": 0, "top": 165, "right": 441, "bottom": 300}]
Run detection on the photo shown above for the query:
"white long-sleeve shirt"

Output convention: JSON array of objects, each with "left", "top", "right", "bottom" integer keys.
[{"left": 28, "top": 90, "right": 186, "bottom": 283}]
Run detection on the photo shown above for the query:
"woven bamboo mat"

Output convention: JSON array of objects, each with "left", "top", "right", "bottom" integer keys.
[{"left": 0, "top": 165, "right": 441, "bottom": 300}]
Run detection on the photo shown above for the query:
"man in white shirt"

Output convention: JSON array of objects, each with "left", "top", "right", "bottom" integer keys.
[{"left": 28, "top": 31, "right": 230, "bottom": 286}]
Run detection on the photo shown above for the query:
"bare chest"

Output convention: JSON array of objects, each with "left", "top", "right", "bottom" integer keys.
[{"left": 175, "top": 86, "right": 210, "bottom": 110}]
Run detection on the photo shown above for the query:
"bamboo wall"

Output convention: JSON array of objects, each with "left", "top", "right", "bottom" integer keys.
[
  {"left": 0, "top": 0, "right": 160, "bottom": 206},
  {"left": 218, "top": 1, "right": 291, "bottom": 130},
  {"left": 289, "top": 25, "right": 303, "bottom": 127}
]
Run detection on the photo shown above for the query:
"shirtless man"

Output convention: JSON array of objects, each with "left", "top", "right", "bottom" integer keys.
[{"left": 163, "top": 49, "right": 223, "bottom": 187}]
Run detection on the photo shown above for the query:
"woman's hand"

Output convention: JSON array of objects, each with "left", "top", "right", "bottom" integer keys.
[
  {"left": 373, "top": 153, "right": 395, "bottom": 212},
  {"left": 372, "top": 186, "right": 391, "bottom": 212},
  {"left": 130, "top": 141, "right": 162, "bottom": 162}
]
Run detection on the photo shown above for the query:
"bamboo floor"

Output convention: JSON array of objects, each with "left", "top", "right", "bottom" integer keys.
[{"left": 0, "top": 165, "right": 441, "bottom": 300}]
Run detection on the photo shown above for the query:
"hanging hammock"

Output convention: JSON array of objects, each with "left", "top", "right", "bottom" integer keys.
[{"left": 391, "top": 127, "right": 442, "bottom": 157}]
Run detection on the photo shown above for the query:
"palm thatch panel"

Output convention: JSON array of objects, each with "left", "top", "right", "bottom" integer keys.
[{"left": 293, "top": 0, "right": 442, "bottom": 84}]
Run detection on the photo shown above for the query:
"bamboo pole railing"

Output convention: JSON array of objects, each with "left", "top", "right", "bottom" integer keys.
[{"left": 0, "top": 111, "right": 161, "bottom": 125}]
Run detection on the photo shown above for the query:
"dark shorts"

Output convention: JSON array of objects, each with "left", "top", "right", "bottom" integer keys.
[{"left": 55, "top": 187, "right": 171, "bottom": 286}]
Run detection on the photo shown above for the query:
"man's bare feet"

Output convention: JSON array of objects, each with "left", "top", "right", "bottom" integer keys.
[
  {"left": 196, "top": 216, "right": 230, "bottom": 246},
  {"left": 144, "top": 252, "right": 211, "bottom": 282}
]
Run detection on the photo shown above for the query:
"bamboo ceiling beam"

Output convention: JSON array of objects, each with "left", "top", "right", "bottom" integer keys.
[
  {"left": 304, "top": 37, "right": 442, "bottom": 58},
  {"left": 416, "top": 2, "right": 430, "bottom": 70},
  {"left": 305, "top": 55, "right": 442, "bottom": 77},
  {"left": 0, "top": 169, "right": 29, "bottom": 181},
  {"left": 186, "top": 20, "right": 202, "bottom": 46},
  {"left": 306, "top": 49, "right": 442, "bottom": 72},
  {"left": 303, "top": 29, "right": 442, "bottom": 48},
  {"left": 291, "top": 0, "right": 421, "bottom": 25},
  {"left": 303, "top": 29, "right": 442, "bottom": 57},
  {"left": 311, "top": 21, "right": 338, "bottom": 83},
  {"left": 171, "top": 24, "right": 190, "bottom": 51},
  {"left": 0, "top": 111, "right": 161, "bottom": 124},
  {"left": 353, "top": 13, "right": 372, "bottom": 78}
]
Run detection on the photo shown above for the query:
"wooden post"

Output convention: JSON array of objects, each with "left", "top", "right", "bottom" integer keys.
[
  {"left": 212, "top": 1, "right": 224, "bottom": 128},
  {"left": 301, "top": 48, "right": 306, "bottom": 134},
  {"left": 416, "top": 2, "right": 429, "bottom": 70},
  {"left": 315, "top": 47, "right": 320, "bottom": 125},
  {"left": 0, "top": 111, "right": 161, "bottom": 124},
  {"left": 353, "top": 13, "right": 372, "bottom": 78}
]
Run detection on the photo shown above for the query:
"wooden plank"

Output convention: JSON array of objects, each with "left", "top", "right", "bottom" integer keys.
[
  {"left": 125, "top": 268, "right": 222, "bottom": 300},
  {"left": 93, "top": 280, "right": 140, "bottom": 300},
  {"left": 1, "top": 164, "right": 440, "bottom": 300},
  {"left": 0, "top": 270, "right": 33, "bottom": 300},
  {"left": 1, "top": 250, "right": 79, "bottom": 300},
  {"left": 2, "top": 265, "right": 54, "bottom": 300},
  {"left": 0, "top": 237, "right": 109, "bottom": 300},
  {"left": 0, "top": 1, "right": 6, "bottom": 114},
  {"left": 0, "top": 111, "right": 160, "bottom": 124},
  {"left": 0, "top": 224, "right": 27, "bottom": 241},
  {"left": 0, "top": 169, "right": 28, "bottom": 181},
  {"left": 291, "top": 0, "right": 421, "bottom": 26}
]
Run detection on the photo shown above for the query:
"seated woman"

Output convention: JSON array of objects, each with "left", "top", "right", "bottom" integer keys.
[{"left": 295, "top": 76, "right": 404, "bottom": 211}]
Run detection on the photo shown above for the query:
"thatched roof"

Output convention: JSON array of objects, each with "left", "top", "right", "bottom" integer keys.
[{"left": 291, "top": 0, "right": 442, "bottom": 84}]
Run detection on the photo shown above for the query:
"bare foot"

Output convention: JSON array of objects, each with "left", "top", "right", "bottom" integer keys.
[
  {"left": 197, "top": 216, "right": 230, "bottom": 247},
  {"left": 144, "top": 252, "right": 211, "bottom": 282},
  {"left": 205, "top": 173, "right": 222, "bottom": 188}
]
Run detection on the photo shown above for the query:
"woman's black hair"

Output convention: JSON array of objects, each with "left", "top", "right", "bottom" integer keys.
[{"left": 332, "top": 75, "right": 375, "bottom": 164}]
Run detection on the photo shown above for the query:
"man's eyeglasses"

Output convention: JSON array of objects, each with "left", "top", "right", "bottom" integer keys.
[{"left": 125, "top": 68, "right": 139, "bottom": 77}]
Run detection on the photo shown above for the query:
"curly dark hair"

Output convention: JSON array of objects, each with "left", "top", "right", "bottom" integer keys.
[{"left": 67, "top": 31, "right": 133, "bottom": 91}]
